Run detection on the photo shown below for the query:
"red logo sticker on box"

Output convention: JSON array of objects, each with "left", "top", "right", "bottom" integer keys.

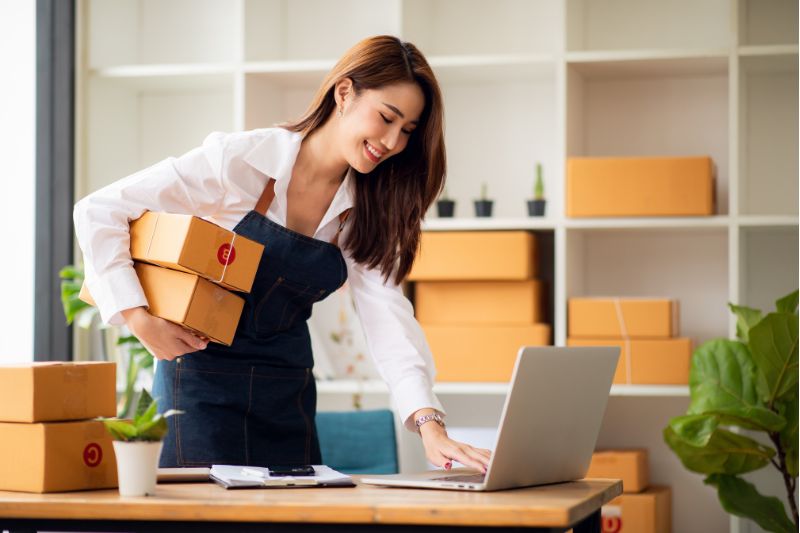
[
  {"left": 218, "top": 243, "right": 236, "bottom": 266},
  {"left": 601, "top": 504, "right": 622, "bottom": 533},
  {"left": 83, "top": 443, "right": 103, "bottom": 467}
]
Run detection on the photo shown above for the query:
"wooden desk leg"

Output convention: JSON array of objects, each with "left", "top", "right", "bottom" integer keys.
[{"left": 572, "top": 509, "right": 601, "bottom": 533}]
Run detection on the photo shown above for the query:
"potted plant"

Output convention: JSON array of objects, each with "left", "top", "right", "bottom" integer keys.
[
  {"left": 664, "top": 289, "right": 798, "bottom": 533},
  {"left": 436, "top": 188, "right": 455, "bottom": 218},
  {"left": 527, "top": 163, "right": 546, "bottom": 217},
  {"left": 474, "top": 182, "right": 493, "bottom": 217},
  {"left": 102, "top": 389, "right": 182, "bottom": 496}
]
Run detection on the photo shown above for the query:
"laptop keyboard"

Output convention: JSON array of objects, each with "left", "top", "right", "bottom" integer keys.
[{"left": 431, "top": 473, "right": 486, "bottom": 484}]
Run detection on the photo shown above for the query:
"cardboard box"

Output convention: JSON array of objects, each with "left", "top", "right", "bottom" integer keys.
[
  {"left": 0, "top": 362, "right": 116, "bottom": 423},
  {"left": 587, "top": 449, "right": 649, "bottom": 493},
  {"left": 409, "top": 231, "right": 538, "bottom": 280},
  {"left": 415, "top": 280, "right": 544, "bottom": 325},
  {"left": 423, "top": 324, "right": 551, "bottom": 381},
  {"left": 0, "top": 420, "right": 118, "bottom": 492},
  {"left": 569, "top": 298, "right": 678, "bottom": 338},
  {"left": 602, "top": 486, "right": 671, "bottom": 533},
  {"left": 567, "top": 338, "right": 691, "bottom": 385},
  {"left": 567, "top": 156, "right": 715, "bottom": 217},
  {"left": 130, "top": 211, "right": 264, "bottom": 293},
  {"left": 81, "top": 263, "right": 245, "bottom": 346}
]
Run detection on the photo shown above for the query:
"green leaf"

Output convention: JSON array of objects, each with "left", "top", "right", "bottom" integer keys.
[
  {"left": 775, "top": 290, "right": 799, "bottom": 314},
  {"left": 102, "top": 419, "right": 137, "bottom": 441},
  {"left": 669, "top": 414, "right": 719, "bottom": 447},
  {"left": 688, "top": 339, "right": 786, "bottom": 432},
  {"left": 749, "top": 313, "right": 799, "bottom": 405},
  {"left": 135, "top": 389, "right": 154, "bottom": 420},
  {"left": 663, "top": 426, "right": 775, "bottom": 475},
  {"left": 729, "top": 303, "right": 763, "bottom": 343},
  {"left": 705, "top": 474, "right": 795, "bottom": 533},
  {"left": 776, "top": 391, "right": 799, "bottom": 477},
  {"left": 59, "top": 265, "right": 84, "bottom": 280}
]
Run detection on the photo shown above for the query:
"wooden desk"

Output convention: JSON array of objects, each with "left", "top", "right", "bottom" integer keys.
[{"left": 0, "top": 477, "right": 621, "bottom": 533}]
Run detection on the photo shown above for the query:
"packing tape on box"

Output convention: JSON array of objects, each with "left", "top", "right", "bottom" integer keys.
[
  {"left": 63, "top": 365, "right": 89, "bottom": 419},
  {"left": 613, "top": 299, "right": 633, "bottom": 384},
  {"left": 214, "top": 232, "right": 237, "bottom": 284},
  {"left": 145, "top": 211, "right": 161, "bottom": 257}
]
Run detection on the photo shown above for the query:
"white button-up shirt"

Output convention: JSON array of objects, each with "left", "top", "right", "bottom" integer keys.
[{"left": 73, "top": 127, "right": 444, "bottom": 430}]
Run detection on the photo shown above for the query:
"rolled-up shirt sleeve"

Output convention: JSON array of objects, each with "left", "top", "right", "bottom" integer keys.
[
  {"left": 73, "top": 132, "right": 229, "bottom": 325},
  {"left": 343, "top": 253, "right": 445, "bottom": 432}
]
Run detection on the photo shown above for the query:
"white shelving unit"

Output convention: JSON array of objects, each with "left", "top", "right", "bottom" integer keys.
[{"left": 76, "top": 1, "right": 797, "bottom": 532}]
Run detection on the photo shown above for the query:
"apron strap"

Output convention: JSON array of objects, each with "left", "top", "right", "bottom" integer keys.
[
  {"left": 331, "top": 209, "right": 352, "bottom": 248},
  {"left": 255, "top": 178, "right": 277, "bottom": 215}
]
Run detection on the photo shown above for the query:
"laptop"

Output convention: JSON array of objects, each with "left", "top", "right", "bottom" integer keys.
[{"left": 361, "top": 346, "right": 620, "bottom": 491}]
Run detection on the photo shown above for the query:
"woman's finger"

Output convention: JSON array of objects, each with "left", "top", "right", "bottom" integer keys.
[{"left": 445, "top": 445, "right": 486, "bottom": 472}]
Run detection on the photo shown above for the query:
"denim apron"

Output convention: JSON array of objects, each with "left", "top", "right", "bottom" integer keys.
[{"left": 153, "top": 178, "right": 350, "bottom": 467}]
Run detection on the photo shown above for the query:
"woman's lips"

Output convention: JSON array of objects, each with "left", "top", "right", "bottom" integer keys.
[{"left": 364, "top": 141, "right": 383, "bottom": 163}]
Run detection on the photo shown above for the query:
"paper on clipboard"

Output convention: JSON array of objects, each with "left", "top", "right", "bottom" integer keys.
[{"left": 209, "top": 465, "right": 355, "bottom": 489}]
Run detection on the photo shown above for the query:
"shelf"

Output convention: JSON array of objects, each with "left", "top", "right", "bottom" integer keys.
[
  {"left": 423, "top": 217, "right": 557, "bottom": 231},
  {"left": 737, "top": 215, "right": 799, "bottom": 227},
  {"left": 738, "top": 45, "right": 799, "bottom": 57},
  {"left": 565, "top": 216, "right": 731, "bottom": 229},
  {"left": 90, "top": 64, "right": 235, "bottom": 90},
  {"left": 566, "top": 49, "right": 729, "bottom": 79}
]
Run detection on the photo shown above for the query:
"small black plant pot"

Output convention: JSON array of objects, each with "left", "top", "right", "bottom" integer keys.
[
  {"left": 527, "top": 199, "right": 546, "bottom": 217},
  {"left": 436, "top": 199, "right": 455, "bottom": 218},
  {"left": 474, "top": 200, "right": 494, "bottom": 217}
]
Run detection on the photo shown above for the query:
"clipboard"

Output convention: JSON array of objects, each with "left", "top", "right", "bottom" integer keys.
[{"left": 208, "top": 465, "right": 355, "bottom": 489}]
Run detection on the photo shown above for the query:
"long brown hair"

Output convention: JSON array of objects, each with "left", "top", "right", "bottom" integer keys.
[{"left": 282, "top": 35, "right": 446, "bottom": 285}]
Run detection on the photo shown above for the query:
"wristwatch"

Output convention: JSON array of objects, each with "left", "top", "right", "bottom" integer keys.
[{"left": 414, "top": 412, "right": 445, "bottom": 433}]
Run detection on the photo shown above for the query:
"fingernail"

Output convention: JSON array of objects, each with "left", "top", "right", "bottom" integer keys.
[{"left": 444, "top": 462, "right": 452, "bottom": 470}]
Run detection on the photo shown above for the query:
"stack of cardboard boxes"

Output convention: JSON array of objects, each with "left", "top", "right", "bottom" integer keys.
[
  {"left": 81, "top": 212, "right": 264, "bottom": 345},
  {"left": 409, "top": 231, "right": 550, "bottom": 382},
  {"left": 567, "top": 298, "right": 691, "bottom": 385},
  {"left": 0, "top": 362, "right": 119, "bottom": 492},
  {"left": 586, "top": 449, "right": 672, "bottom": 533}
]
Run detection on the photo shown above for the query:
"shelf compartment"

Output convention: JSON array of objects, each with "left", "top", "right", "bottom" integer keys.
[
  {"left": 738, "top": 226, "right": 799, "bottom": 314},
  {"left": 566, "top": 63, "right": 730, "bottom": 214},
  {"left": 737, "top": 54, "right": 799, "bottom": 216},
  {"left": 738, "top": 0, "right": 798, "bottom": 47},
  {"left": 244, "top": 0, "right": 401, "bottom": 62},
  {"left": 566, "top": 0, "right": 730, "bottom": 53},
  {"left": 565, "top": 227, "right": 729, "bottom": 346},
  {"left": 86, "top": 0, "right": 240, "bottom": 68},
  {"left": 402, "top": 0, "right": 561, "bottom": 56},
  {"left": 566, "top": 51, "right": 729, "bottom": 79}
]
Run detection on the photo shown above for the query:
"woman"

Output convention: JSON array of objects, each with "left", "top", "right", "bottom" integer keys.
[{"left": 74, "top": 35, "right": 491, "bottom": 472}]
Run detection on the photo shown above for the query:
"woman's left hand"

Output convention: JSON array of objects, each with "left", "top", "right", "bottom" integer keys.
[{"left": 418, "top": 419, "right": 492, "bottom": 473}]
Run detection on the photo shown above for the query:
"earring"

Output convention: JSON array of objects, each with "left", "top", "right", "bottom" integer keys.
[{"left": 337, "top": 107, "right": 343, "bottom": 117}]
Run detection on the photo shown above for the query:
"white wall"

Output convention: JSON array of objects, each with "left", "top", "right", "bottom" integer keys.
[{"left": 0, "top": 0, "right": 36, "bottom": 363}]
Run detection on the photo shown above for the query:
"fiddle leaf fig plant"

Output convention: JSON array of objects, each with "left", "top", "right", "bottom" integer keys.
[
  {"left": 664, "top": 289, "right": 798, "bottom": 533},
  {"left": 102, "top": 389, "right": 183, "bottom": 442}
]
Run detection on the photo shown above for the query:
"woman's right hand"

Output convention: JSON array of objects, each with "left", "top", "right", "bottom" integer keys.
[{"left": 121, "top": 307, "right": 208, "bottom": 360}]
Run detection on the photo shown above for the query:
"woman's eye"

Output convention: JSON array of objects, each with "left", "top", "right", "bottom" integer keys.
[
  {"left": 401, "top": 129, "right": 413, "bottom": 135},
  {"left": 379, "top": 113, "right": 392, "bottom": 124}
]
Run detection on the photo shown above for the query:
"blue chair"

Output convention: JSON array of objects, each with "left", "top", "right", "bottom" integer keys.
[{"left": 316, "top": 409, "right": 399, "bottom": 474}]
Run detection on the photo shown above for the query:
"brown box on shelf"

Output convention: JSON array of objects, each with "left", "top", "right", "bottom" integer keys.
[
  {"left": 0, "top": 420, "right": 118, "bottom": 493},
  {"left": 416, "top": 280, "right": 544, "bottom": 325},
  {"left": 0, "top": 362, "right": 116, "bottom": 423},
  {"left": 601, "top": 486, "right": 671, "bottom": 533},
  {"left": 586, "top": 449, "right": 649, "bottom": 493},
  {"left": 423, "top": 324, "right": 550, "bottom": 381},
  {"left": 566, "top": 156, "right": 715, "bottom": 217},
  {"left": 569, "top": 298, "right": 678, "bottom": 338},
  {"left": 81, "top": 262, "right": 245, "bottom": 346},
  {"left": 567, "top": 338, "right": 691, "bottom": 385},
  {"left": 409, "top": 231, "right": 538, "bottom": 280},
  {"left": 130, "top": 211, "right": 264, "bottom": 293}
]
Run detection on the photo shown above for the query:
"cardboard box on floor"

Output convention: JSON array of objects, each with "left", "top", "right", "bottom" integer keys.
[
  {"left": 409, "top": 231, "right": 538, "bottom": 280},
  {"left": 587, "top": 449, "right": 649, "bottom": 493},
  {"left": 567, "top": 338, "right": 691, "bottom": 385},
  {"left": 569, "top": 298, "right": 678, "bottom": 338},
  {"left": 80, "top": 262, "right": 245, "bottom": 346},
  {"left": 0, "top": 420, "right": 118, "bottom": 493},
  {"left": 416, "top": 280, "right": 544, "bottom": 325},
  {"left": 567, "top": 156, "right": 715, "bottom": 217},
  {"left": 130, "top": 211, "right": 264, "bottom": 293},
  {"left": 0, "top": 362, "right": 116, "bottom": 423},
  {"left": 423, "top": 324, "right": 551, "bottom": 381},
  {"left": 602, "top": 486, "right": 671, "bottom": 533}
]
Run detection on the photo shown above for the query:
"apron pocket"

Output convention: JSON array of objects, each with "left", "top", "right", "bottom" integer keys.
[{"left": 253, "top": 276, "right": 327, "bottom": 335}]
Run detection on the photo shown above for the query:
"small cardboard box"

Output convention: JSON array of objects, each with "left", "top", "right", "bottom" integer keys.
[
  {"left": 409, "top": 231, "right": 538, "bottom": 280},
  {"left": 587, "top": 449, "right": 649, "bottom": 493},
  {"left": 0, "top": 362, "right": 116, "bottom": 423},
  {"left": 130, "top": 211, "right": 264, "bottom": 293},
  {"left": 415, "top": 280, "right": 544, "bottom": 325},
  {"left": 567, "top": 338, "right": 691, "bottom": 385},
  {"left": 0, "top": 420, "right": 118, "bottom": 493},
  {"left": 567, "top": 156, "right": 715, "bottom": 217},
  {"left": 81, "top": 263, "right": 245, "bottom": 346},
  {"left": 569, "top": 298, "right": 678, "bottom": 338},
  {"left": 602, "top": 486, "right": 671, "bottom": 533},
  {"left": 423, "top": 324, "right": 551, "bottom": 381}
]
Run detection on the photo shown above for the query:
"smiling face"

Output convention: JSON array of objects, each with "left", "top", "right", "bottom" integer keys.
[{"left": 335, "top": 80, "right": 425, "bottom": 174}]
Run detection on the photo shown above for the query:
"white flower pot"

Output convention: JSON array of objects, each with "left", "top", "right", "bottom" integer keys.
[{"left": 112, "top": 441, "right": 163, "bottom": 496}]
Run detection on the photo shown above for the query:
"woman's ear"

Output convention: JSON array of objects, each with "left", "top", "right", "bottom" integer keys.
[{"left": 334, "top": 78, "right": 354, "bottom": 110}]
